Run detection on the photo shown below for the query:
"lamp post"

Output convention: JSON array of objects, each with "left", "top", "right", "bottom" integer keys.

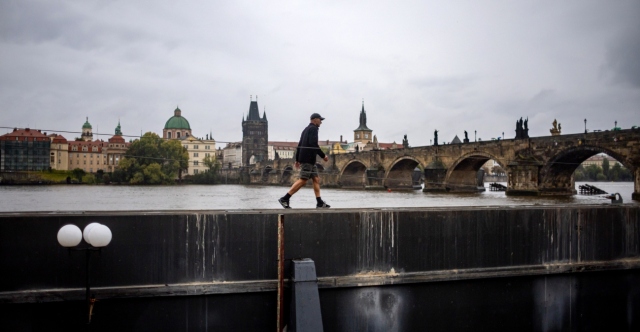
[
  {"left": 57, "top": 223, "right": 112, "bottom": 325},
  {"left": 584, "top": 119, "right": 587, "bottom": 134},
  {"left": 502, "top": 132, "right": 504, "bottom": 140},
  {"left": 475, "top": 130, "right": 477, "bottom": 142}
]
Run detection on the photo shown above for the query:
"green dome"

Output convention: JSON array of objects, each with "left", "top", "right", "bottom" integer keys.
[
  {"left": 82, "top": 117, "right": 92, "bottom": 129},
  {"left": 164, "top": 107, "right": 191, "bottom": 130}
]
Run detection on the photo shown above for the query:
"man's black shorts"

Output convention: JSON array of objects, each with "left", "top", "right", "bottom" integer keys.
[{"left": 299, "top": 163, "right": 319, "bottom": 180}]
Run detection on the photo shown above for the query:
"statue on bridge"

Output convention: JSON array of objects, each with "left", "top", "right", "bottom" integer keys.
[
  {"left": 550, "top": 119, "right": 562, "bottom": 136},
  {"left": 434, "top": 130, "right": 439, "bottom": 146},
  {"left": 463, "top": 130, "right": 470, "bottom": 143},
  {"left": 515, "top": 117, "right": 530, "bottom": 139},
  {"left": 402, "top": 134, "right": 409, "bottom": 148}
]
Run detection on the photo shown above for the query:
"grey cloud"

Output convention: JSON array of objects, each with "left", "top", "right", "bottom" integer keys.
[{"left": 603, "top": 26, "right": 640, "bottom": 89}]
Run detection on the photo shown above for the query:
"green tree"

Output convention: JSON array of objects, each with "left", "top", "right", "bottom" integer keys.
[
  {"left": 160, "top": 139, "right": 189, "bottom": 180},
  {"left": 120, "top": 132, "right": 189, "bottom": 184},
  {"left": 602, "top": 158, "right": 610, "bottom": 180},
  {"left": 584, "top": 165, "right": 602, "bottom": 181},
  {"left": 189, "top": 155, "right": 221, "bottom": 184},
  {"left": 71, "top": 168, "right": 86, "bottom": 182}
]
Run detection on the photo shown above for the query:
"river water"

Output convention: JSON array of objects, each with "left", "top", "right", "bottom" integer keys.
[{"left": 0, "top": 182, "right": 636, "bottom": 212}]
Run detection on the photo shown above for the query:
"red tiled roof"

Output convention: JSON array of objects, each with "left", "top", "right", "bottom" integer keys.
[{"left": 0, "top": 128, "right": 49, "bottom": 142}]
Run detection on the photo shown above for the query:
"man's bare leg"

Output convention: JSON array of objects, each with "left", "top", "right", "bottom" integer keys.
[
  {"left": 312, "top": 176, "right": 321, "bottom": 197},
  {"left": 288, "top": 178, "right": 308, "bottom": 195}
]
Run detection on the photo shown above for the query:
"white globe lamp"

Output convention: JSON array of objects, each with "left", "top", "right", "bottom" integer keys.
[{"left": 57, "top": 224, "right": 83, "bottom": 247}]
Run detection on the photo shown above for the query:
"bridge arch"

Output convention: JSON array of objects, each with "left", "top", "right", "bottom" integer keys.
[
  {"left": 384, "top": 156, "right": 423, "bottom": 190},
  {"left": 340, "top": 160, "right": 368, "bottom": 188},
  {"left": 281, "top": 165, "right": 294, "bottom": 184},
  {"left": 539, "top": 145, "right": 633, "bottom": 192},
  {"left": 445, "top": 152, "right": 506, "bottom": 192},
  {"left": 262, "top": 166, "right": 273, "bottom": 182}
]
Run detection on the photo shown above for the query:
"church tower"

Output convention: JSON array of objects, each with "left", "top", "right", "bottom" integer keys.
[
  {"left": 354, "top": 101, "right": 372, "bottom": 143},
  {"left": 81, "top": 117, "right": 93, "bottom": 141},
  {"left": 242, "top": 96, "right": 268, "bottom": 166}
]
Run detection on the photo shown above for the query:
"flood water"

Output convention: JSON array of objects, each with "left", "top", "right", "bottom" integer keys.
[{"left": 0, "top": 182, "right": 636, "bottom": 212}]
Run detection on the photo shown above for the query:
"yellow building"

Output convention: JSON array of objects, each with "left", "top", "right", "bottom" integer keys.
[
  {"left": 48, "top": 134, "right": 69, "bottom": 170},
  {"left": 182, "top": 135, "right": 216, "bottom": 175},
  {"left": 68, "top": 141, "right": 108, "bottom": 173},
  {"left": 105, "top": 121, "right": 129, "bottom": 173}
]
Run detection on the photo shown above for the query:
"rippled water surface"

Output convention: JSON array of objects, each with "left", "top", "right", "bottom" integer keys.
[{"left": 0, "top": 182, "right": 636, "bottom": 212}]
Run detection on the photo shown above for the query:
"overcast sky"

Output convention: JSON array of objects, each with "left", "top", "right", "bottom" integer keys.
[{"left": 1, "top": 0, "right": 638, "bottom": 146}]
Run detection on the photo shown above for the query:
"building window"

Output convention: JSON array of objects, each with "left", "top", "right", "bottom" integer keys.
[
  {"left": 167, "top": 132, "right": 172, "bottom": 139},
  {"left": 205, "top": 145, "right": 210, "bottom": 149},
  {"left": 194, "top": 153, "right": 199, "bottom": 157},
  {"left": 177, "top": 132, "right": 181, "bottom": 138},
  {"left": 194, "top": 145, "right": 198, "bottom": 149},
  {"left": 193, "top": 161, "right": 199, "bottom": 166},
  {"left": 194, "top": 169, "right": 199, "bottom": 174}
]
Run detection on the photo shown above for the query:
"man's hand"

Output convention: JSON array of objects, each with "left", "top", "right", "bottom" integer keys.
[
  {"left": 323, "top": 156, "right": 328, "bottom": 162},
  {"left": 294, "top": 161, "right": 300, "bottom": 169}
]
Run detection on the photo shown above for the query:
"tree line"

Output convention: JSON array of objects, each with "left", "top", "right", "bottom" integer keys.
[{"left": 574, "top": 158, "right": 632, "bottom": 182}]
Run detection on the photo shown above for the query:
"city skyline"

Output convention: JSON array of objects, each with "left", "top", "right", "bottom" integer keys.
[{"left": 1, "top": 1, "right": 638, "bottom": 146}]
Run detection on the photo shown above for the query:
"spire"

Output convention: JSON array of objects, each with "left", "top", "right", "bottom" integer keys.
[
  {"left": 262, "top": 106, "right": 267, "bottom": 121},
  {"left": 246, "top": 98, "right": 261, "bottom": 121},
  {"left": 115, "top": 119, "right": 122, "bottom": 136},
  {"left": 354, "top": 100, "right": 372, "bottom": 131}
]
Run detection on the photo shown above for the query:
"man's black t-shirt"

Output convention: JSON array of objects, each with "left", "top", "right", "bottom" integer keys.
[{"left": 296, "top": 123, "right": 326, "bottom": 164}]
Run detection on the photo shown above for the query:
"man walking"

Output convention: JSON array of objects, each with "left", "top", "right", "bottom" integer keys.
[{"left": 278, "top": 113, "right": 330, "bottom": 208}]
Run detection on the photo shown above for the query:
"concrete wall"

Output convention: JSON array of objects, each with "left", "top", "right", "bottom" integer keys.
[{"left": 1, "top": 205, "right": 639, "bottom": 331}]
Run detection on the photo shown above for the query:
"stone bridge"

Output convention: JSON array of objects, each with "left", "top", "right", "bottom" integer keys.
[{"left": 251, "top": 129, "right": 640, "bottom": 200}]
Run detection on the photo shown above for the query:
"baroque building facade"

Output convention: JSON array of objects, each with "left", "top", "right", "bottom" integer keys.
[
  {"left": 163, "top": 107, "right": 192, "bottom": 139},
  {"left": 242, "top": 98, "right": 268, "bottom": 166}
]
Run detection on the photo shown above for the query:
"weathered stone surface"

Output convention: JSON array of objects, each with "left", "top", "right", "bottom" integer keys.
[{"left": 250, "top": 129, "right": 640, "bottom": 199}]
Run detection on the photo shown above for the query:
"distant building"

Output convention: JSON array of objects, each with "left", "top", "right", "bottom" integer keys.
[
  {"left": 68, "top": 140, "right": 107, "bottom": 173},
  {"left": 81, "top": 117, "right": 93, "bottom": 141},
  {"left": 163, "top": 107, "right": 192, "bottom": 139},
  {"left": 48, "top": 134, "right": 69, "bottom": 170},
  {"left": 242, "top": 97, "right": 268, "bottom": 165},
  {"left": 105, "top": 121, "right": 130, "bottom": 173},
  {"left": 0, "top": 128, "right": 51, "bottom": 171},
  {"left": 181, "top": 135, "right": 216, "bottom": 175},
  {"left": 582, "top": 154, "right": 621, "bottom": 168},
  {"left": 268, "top": 141, "right": 297, "bottom": 160},
  {"left": 67, "top": 121, "right": 130, "bottom": 173},
  {"left": 222, "top": 142, "right": 242, "bottom": 169}
]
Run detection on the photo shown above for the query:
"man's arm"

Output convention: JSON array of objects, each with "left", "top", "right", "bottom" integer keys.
[{"left": 308, "top": 126, "right": 326, "bottom": 159}]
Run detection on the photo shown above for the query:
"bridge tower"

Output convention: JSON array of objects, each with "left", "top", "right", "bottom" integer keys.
[
  {"left": 354, "top": 101, "right": 373, "bottom": 144},
  {"left": 242, "top": 96, "right": 268, "bottom": 166}
]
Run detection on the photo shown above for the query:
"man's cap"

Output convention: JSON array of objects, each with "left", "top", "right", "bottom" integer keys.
[{"left": 310, "top": 113, "right": 325, "bottom": 120}]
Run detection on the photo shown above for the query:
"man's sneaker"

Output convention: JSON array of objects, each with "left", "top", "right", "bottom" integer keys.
[
  {"left": 278, "top": 197, "right": 291, "bottom": 209},
  {"left": 316, "top": 200, "right": 331, "bottom": 208}
]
